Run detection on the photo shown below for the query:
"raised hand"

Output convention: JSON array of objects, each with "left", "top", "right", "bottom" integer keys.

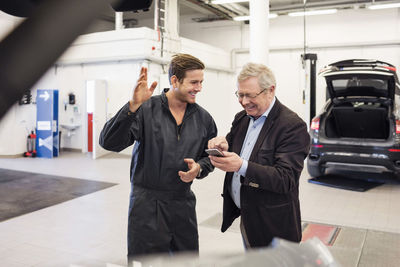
[
  {"left": 129, "top": 67, "right": 158, "bottom": 112},
  {"left": 178, "top": 158, "right": 200, "bottom": 183}
]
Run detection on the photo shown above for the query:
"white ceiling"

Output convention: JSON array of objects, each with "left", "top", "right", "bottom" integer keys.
[{"left": 102, "top": 0, "right": 399, "bottom": 25}]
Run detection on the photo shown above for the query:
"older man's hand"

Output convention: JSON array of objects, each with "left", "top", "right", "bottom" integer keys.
[
  {"left": 208, "top": 136, "right": 229, "bottom": 152},
  {"left": 209, "top": 151, "right": 243, "bottom": 172}
]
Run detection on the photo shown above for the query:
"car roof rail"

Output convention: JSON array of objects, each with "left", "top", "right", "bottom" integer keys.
[
  {"left": 328, "top": 59, "right": 396, "bottom": 71},
  {"left": 319, "top": 59, "right": 397, "bottom": 76}
]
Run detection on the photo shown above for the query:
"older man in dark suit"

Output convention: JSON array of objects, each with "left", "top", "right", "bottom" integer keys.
[{"left": 208, "top": 62, "right": 310, "bottom": 248}]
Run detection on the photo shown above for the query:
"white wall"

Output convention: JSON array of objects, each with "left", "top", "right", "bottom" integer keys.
[
  {"left": 180, "top": 8, "right": 400, "bottom": 50},
  {"left": 0, "top": 25, "right": 236, "bottom": 156},
  {"left": 0, "top": 103, "right": 36, "bottom": 156},
  {"left": 33, "top": 29, "right": 166, "bottom": 154},
  {"left": 2, "top": 7, "right": 400, "bottom": 156},
  {"left": 178, "top": 8, "right": 400, "bottom": 120}
]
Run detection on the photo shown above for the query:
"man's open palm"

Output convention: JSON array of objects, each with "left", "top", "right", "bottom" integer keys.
[{"left": 131, "top": 67, "right": 158, "bottom": 109}]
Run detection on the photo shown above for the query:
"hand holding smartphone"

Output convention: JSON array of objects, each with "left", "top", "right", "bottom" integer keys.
[{"left": 205, "top": 148, "right": 224, "bottom": 157}]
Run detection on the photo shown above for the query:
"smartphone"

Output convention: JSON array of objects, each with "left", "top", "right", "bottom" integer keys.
[{"left": 205, "top": 148, "right": 224, "bottom": 157}]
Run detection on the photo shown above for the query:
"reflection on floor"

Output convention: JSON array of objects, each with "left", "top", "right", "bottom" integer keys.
[
  {"left": 308, "top": 175, "right": 384, "bottom": 192},
  {"left": 0, "top": 151, "right": 399, "bottom": 266},
  {"left": 301, "top": 222, "right": 340, "bottom": 246},
  {"left": 0, "top": 168, "right": 116, "bottom": 222}
]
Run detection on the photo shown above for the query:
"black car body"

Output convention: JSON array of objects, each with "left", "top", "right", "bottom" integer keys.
[{"left": 307, "top": 59, "right": 400, "bottom": 179}]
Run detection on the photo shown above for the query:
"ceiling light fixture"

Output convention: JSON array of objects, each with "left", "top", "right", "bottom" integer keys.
[
  {"left": 233, "top": 13, "right": 277, "bottom": 21},
  {"left": 211, "top": 0, "right": 249, "bottom": 4},
  {"left": 288, "top": 9, "right": 337, "bottom": 17},
  {"left": 268, "top": 13, "right": 278, "bottom": 19},
  {"left": 368, "top": 3, "right": 400, "bottom": 10},
  {"left": 233, "top": 16, "right": 249, "bottom": 21}
]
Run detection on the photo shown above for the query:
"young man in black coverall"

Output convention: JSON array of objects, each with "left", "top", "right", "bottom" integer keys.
[{"left": 99, "top": 54, "right": 217, "bottom": 261}]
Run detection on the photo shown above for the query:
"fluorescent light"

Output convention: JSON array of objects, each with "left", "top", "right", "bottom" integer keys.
[
  {"left": 368, "top": 3, "right": 400, "bottom": 10},
  {"left": 211, "top": 0, "right": 248, "bottom": 4},
  {"left": 288, "top": 9, "right": 337, "bottom": 17},
  {"left": 268, "top": 13, "right": 278, "bottom": 19},
  {"left": 233, "top": 13, "right": 278, "bottom": 21},
  {"left": 233, "top": 16, "right": 249, "bottom": 21}
]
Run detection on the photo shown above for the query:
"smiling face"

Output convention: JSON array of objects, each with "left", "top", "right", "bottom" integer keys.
[
  {"left": 171, "top": 69, "right": 204, "bottom": 104},
  {"left": 237, "top": 76, "right": 274, "bottom": 118}
]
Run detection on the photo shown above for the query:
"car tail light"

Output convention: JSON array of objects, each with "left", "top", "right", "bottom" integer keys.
[
  {"left": 396, "top": 120, "right": 400, "bottom": 134},
  {"left": 311, "top": 117, "right": 320, "bottom": 130},
  {"left": 393, "top": 120, "right": 400, "bottom": 148},
  {"left": 383, "top": 66, "right": 396, "bottom": 72}
]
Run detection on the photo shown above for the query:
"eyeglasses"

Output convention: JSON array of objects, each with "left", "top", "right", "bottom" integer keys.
[{"left": 235, "top": 88, "right": 268, "bottom": 99}]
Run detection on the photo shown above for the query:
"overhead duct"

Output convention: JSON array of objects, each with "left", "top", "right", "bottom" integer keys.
[
  {"left": 223, "top": 3, "right": 249, "bottom": 16},
  {"left": 111, "top": 0, "right": 153, "bottom": 12},
  {"left": 184, "top": 0, "right": 238, "bottom": 20}
]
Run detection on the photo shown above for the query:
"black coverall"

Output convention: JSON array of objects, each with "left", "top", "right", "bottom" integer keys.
[{"left": 99, "top": 91, "right": 217, "bottom": 257}]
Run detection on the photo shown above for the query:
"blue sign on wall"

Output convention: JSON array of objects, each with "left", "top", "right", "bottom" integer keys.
[{"left": 36, "top": 89, "right": 59, "bottom": 158}]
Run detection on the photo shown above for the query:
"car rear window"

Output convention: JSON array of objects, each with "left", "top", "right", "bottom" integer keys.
[{"left": 330, "top": 75, "right": 391, "bottom": 97}]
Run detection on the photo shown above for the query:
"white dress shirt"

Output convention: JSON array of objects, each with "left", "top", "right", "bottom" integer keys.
[{"left": 230, "top": 97, "right": 276, "bottom": 209}]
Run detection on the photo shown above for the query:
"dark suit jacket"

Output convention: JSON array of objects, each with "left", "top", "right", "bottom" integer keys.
[{"left": 221, "top": 98, "right": 310, "bottom": 247}]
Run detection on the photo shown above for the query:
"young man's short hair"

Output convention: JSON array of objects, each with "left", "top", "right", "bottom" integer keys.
[{"left": 168, "top": 54, "right": 205, "bottom": 82}]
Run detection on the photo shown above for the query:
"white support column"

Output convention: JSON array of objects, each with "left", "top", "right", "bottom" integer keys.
[
  {"left": 249, "top": 0, "right": 269, "bottom": 64},
  {"left": 164, "top": 0, "right": 181, "bottom": 55},
  {"left": 154, "top": 0, "right": 159, "bottom": 31},
  {"left": 165, "top": 0, "right": 179, "bottom": 39},
  {"left": 115, "top": 12, "right": 123, "bottom": 30}
]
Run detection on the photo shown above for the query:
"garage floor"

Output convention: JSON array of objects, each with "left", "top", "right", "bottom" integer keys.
[{"left": 0, "top": 151, "right": 399, "bottom": 267}]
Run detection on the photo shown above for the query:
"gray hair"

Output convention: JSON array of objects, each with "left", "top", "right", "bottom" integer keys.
[{"left": 238, "top": 62, "right": 276, "bottom": 90}]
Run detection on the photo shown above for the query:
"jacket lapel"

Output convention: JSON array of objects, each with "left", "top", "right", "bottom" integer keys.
[
  {"left": 249, "top": 99, "right": 282, "bottom": 160},
  {"left": 232, "top": 116, "right": 250, "bottom": 155}
]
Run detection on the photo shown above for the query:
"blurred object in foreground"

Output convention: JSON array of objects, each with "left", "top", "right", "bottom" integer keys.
[
  {"left": 0, "top": 0, "right": 154, "bottom": 17},
  {"left": 0, "top": 0, "right": 152, "bottom": 121},
  {"left": 131, "top": 237, "right": 340, "bottom": 267}
]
